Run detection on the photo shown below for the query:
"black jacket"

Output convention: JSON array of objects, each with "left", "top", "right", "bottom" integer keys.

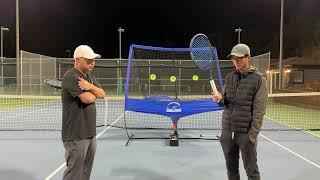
[{"left": 218, "top": 66, "right": 268, "bottom": 140}]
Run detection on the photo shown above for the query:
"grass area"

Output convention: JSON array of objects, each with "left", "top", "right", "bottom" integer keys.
[
  {"left": 309, "top": 131, "right": 320, "bottom": 137},
  {"left": 0, "top": 97, "right": 58, "bottom": 111},
  {"left": 266, "top": 102, "right": 320, "bottom": 135}
]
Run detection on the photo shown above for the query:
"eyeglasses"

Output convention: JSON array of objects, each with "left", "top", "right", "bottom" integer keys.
[{"left": 82, "top": 58, "right": 95, "bottom": 64}]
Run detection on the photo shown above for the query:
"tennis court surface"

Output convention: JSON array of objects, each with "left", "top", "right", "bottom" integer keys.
[{"left": 0, "top": 93, "right": 319, "bottom": 180}]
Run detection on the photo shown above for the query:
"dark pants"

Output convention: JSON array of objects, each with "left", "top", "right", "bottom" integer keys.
[
  {"left": 63, "top": 137, "right": 97, "bottom": 180},
  {"left": 220, "top": 130, "right": 260, "bottom": 180}
]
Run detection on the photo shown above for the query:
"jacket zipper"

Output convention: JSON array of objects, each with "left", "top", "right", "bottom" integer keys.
[{"left": 231, "top": 73, "right": 241, "bottom": 139}]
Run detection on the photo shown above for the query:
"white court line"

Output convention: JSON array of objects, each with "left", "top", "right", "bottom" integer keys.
[
  {"left": 260, "top": 133, "right": 320, "bottom": 169},
  {"left": 44, "top": 112, "right": 127, "bottom": 180},
  {"left": 0, "top": 106, "right": 51, "bottom": 121},
  {"left": 303, "top": 130, "right": 320, "bottom": 138}
]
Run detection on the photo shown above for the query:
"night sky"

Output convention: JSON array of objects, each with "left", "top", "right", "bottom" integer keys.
[{"left": 0, "top": 0, "right": 319, "bottom": 59}]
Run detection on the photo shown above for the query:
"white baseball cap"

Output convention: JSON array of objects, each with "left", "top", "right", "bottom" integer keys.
[{"left": 73, "top": 45, "right": 101, "bottom": 59}]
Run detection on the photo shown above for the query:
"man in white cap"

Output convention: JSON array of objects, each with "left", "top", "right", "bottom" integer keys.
[
  {"left": 61, "top": 45, "right": 106, "bottom": 180},
  {"left": 213, "top": 44, "right": 268, "bottom": 180}
]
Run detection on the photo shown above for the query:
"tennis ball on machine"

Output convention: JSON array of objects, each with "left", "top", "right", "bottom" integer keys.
[
  {"left": 150, "top": 74, "right": 157, "bottom": 80},
  {"left": 192, "top": 75, "right": 199, "bottom": 81},
  {"left": 170, "top": 76, "right": 177, "bottom": 82}
]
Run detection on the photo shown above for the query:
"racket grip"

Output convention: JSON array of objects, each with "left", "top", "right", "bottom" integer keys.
[{"left": 210, "top": 80, "right": 218, "bottom": 95}]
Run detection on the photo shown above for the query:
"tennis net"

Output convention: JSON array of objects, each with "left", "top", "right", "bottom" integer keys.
[
  {"left": 0, "top": 93, "right": 319, "bottom": 131},
  {"left": 106, "top": 93, "right": 320, "bottom": 131},
  {"left": 0, "top": 95, "right": 107, "bottom": 131}
]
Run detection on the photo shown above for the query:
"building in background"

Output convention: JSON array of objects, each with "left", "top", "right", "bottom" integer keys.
[{"left": 269, "top": 48, "right": 320, "bottom": 92}]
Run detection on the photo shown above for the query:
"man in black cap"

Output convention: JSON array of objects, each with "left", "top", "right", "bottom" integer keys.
[{"left": 213, "top": 44, "right": 268, "bottom": 180}]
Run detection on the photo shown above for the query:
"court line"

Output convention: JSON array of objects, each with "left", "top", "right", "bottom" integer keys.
[
  {"left": 0, "top": 106, "right": 51, "bottom": 121},
  {"left": 44, "top": 112, "right": 126, "bottom": 180},
  {"left": 304, "top": 130, "right": 320, "bottom": 138},
  {"left": 260, "top": 133, "right": 320, "bottom": 169}
]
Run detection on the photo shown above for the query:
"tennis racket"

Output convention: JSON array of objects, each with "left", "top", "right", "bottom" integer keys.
[
  {"left": 44, "top": 79, "right": 62, "bottom": 89},
  {"left": 190, "top": 33, "right": 218, "bottom": 95}
]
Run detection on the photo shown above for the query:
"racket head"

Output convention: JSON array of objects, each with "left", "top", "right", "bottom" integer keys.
[
  {"left": 189, "top": 33, "right": 214, "bottom": 71},
  {"left": 44, "top": 79, "right": 62, "bottom": 89}
]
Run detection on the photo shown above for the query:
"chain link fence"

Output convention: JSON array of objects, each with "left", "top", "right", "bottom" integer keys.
[{"left": 0, "top": 51, "right": 270, "bottom": 96}]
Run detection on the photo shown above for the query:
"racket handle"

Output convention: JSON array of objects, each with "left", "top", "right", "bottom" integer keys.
[{"left": 210, "top": 80, "right": 218, "bottom": 95}]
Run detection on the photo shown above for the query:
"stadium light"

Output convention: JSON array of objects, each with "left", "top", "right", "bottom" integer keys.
[
  {"left": 65, "top": 50, "right": 71, "bottom": 58},
  {"left": 117, "top": 27, "right": 125, "bottom": 95},
  {"left": 1, "top": 26, "right": 10, "bottom": 86},
  {"left": 234, "top": 27, "right": 243, "bottom": 44},
  {"left": 1, "top": 26, "right": 10, "bottom": 59}
]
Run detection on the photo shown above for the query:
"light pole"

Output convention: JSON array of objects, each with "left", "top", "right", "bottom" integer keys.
[
  {"left": 234, "top": 27, "right": 242, "bottom": 44},
  {"left": 65, "top": 50, "right": 71, "bottom": 58},
  {"left": 117, "top": 27, "right": 124, "bottom": 95},
  {"left": 16, "top": 0, "right": 21, "bottom": 94},
  {"left": 1, "top": 26, "right": 10, "bottom": 87},
  {"left": 279, "top": 0, "right": 284, "bottom": 90}
]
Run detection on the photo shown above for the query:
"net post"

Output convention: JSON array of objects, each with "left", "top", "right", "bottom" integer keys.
[{"left": 104, "top": 97, "right": 109, "bottom": 128}]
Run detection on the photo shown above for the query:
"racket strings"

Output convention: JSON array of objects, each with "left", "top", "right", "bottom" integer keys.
[{"left": 190, "top": 35, "right": 214, "bottom": 71}]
